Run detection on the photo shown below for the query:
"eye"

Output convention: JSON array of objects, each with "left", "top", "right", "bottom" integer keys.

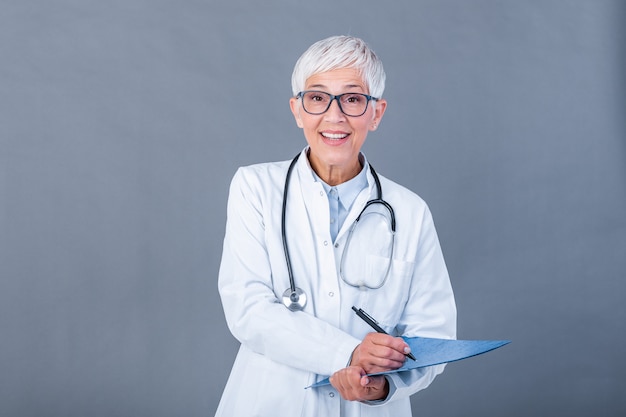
[
  {"left": 305, "top": 92, "right": 328, "bottom": 102},
  {"left": 343, "top": 94, "right": 365, "bottom": 104}
]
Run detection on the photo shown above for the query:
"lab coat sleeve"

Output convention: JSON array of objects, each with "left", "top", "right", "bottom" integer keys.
[
  {"left": 218, "top": 167, "right": 360, "bottom": 377},
  {"left": 376, "top": 202, "right": 457, "bottom": 405}
]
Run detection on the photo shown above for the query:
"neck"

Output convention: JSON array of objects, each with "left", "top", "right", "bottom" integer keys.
[
  {"left": 306, "top": 149, "right": 364, "bottom": 186},
  {"left": 313, "top": 161, "right": 362, "bottom": 186}
]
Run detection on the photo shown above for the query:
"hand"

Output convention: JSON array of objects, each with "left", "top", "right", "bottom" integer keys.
[
  {"left": 350, "top": 332, "right": 411, "bottom": 374},
  {"left": 329, "top": 366, "right": 389, "bottom": 402}
]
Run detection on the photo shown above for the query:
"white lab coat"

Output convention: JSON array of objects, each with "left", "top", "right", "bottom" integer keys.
[{"left": 216, "top": 149, "right": 456, "bottom": 417}]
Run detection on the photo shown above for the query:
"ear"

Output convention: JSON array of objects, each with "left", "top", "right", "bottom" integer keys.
[
  {"left": 289, "top": 97, "right": 304, "bottom": 128},
  {"left": 369, "top": 98, "right": 387, "bottom": 131}
]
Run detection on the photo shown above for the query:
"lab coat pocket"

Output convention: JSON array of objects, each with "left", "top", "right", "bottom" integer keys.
[
  {"left": 361, "top": 257, "right": 415, "bottom": 331},
  {"left": 342, "top": 253, "right": 392, "bottom": 290}
]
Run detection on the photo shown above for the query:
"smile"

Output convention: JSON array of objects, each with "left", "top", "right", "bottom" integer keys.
[{"left": 321, "top": 132, "right": 348, "bottom": 140}]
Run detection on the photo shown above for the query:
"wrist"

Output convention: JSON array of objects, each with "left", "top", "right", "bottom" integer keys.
[{"left": 348, "top": 344, "right": 360, "bottom": 366}]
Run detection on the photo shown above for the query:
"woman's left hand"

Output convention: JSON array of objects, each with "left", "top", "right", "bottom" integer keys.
[{"left": 329, "top": 365, "right": 389, "bottom": 402}]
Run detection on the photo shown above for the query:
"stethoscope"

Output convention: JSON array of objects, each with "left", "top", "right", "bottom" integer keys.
[{"left": 281, "top": 153, "right": 396, "bottom": 311}]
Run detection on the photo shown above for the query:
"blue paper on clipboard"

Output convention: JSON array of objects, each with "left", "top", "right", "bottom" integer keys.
[{"left": 307, "top": 336, "right": 510, "bottom": 389}]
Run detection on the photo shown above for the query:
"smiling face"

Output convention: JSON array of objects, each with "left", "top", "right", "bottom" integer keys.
[{"left": 289, "top": 68, "right": 387, "bottom": 185}]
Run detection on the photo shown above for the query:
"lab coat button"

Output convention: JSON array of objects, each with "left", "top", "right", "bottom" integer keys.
[
  {"left": 323, "top": 240, "right": 328, "bottom": 246},
  {"left": 329, "top": 392, "right": 335, "bottom": 398},
  {"left": 328, "top": 292, "right": 334, "bottom": 297}
]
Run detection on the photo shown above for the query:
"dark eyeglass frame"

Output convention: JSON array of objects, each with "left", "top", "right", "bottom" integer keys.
[{"left": 296, "top": 90, "right": 379, "bottom": 117}]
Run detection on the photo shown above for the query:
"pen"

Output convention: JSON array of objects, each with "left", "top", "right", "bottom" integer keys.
[{"left": 352, "top": 306, "right": 416, "bottom": 361}]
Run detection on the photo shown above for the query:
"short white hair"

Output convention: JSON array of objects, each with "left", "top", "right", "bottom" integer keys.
[{"left": 291, "top": 35, "right": 386, "bottom": 98}]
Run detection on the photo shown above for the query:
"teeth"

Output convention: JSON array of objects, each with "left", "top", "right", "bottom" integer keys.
[{"left": 321, "top": 132, "right": 348, "bottom": 139}]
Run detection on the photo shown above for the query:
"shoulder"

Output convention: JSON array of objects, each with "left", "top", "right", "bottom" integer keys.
[
  {"left": 377, "top": 173, "right": 428, "bottom": 210},
  {"left": 233, "top": 159, "right": 291, "bottom": 182},
  {"left": 230, "top": 159, "right": 292, "bottom": 193},
  {"left": 225, "top": 159, "right": 294, "bottom": 217},
  {"left": 373, "top": 172, "right": 440, "bottom": 233},
  {"left": 374, "top": 174, "right": 444, "bottom": 253}
]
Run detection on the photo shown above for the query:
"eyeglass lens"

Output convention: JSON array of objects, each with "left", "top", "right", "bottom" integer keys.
[{"left": 301, "top": 91, "right": 371, "bottom": 117}]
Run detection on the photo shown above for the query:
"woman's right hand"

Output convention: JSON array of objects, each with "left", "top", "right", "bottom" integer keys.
[{"left": 349, "top": 332, "right": 411, "bottom": 374}]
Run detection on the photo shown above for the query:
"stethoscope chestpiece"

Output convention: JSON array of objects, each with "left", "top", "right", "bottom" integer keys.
[{"left": 282, "top": 287, "right": 307, "bottom": 311}]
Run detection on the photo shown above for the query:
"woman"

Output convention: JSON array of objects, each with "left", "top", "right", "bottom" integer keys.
[{"left": 216, "top": 35, "right": 456, "bottom": 417}]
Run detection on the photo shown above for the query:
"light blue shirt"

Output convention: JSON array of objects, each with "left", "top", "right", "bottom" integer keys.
[{"left": 314, "top": 165, "right": 368, "bottom": 242}]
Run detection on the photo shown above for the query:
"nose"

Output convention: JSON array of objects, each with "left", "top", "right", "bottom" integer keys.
[{"left": 324, "top": 97, "right": 346, "bottom": 121}]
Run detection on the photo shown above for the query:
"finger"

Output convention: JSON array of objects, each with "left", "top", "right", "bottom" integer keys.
[
  {"left": 354, "top": 351, "right": 403, "bottom": 373},
  {"left": 360, "top": 375, "right": 389, "bottom": 401},
  {"left": 361, "top": 374, "right": 385, "bottom": 388},
  {"left": 367, "top": 342, "right": 408, "bottom": 365},
  {"left": 364, "top": 333, "right": 411, "bottom": 357},
  {"left": 331, "top": 367, "right": 367, "bottom": 401},
  {"left": 371, "top": 334, "right": 411, "bottom": 356},
  {"left": 394, "top": 339, "right": 412, "bottom": 357},
  {"left": 330, "top": 373, "right": 348, "bottom": 397}
]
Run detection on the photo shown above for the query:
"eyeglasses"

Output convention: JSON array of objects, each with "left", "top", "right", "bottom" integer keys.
[{"left": 296, "top": 90, "right": 378, "bottom": 117}]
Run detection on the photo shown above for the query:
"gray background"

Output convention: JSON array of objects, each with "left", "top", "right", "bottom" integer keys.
[{"left": 1, "top": 0, "right": 624, "bottom": 416}]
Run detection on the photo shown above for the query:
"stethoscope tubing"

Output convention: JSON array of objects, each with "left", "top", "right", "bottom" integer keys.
[
  {"left": 281, "top": 154, "right": 301, "bottom": 306},
  {"left": 281, "top": 153, "right": 395, "bottom": 310}
]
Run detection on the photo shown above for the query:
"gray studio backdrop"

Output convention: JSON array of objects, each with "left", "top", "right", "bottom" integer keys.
[{"left": 1, "top": 1, "right": 625, "bottom": 416}]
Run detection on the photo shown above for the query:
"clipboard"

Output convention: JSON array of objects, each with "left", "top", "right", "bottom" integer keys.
[{"left": 307, "top": 336, "right": 510, "bottom": 388}]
